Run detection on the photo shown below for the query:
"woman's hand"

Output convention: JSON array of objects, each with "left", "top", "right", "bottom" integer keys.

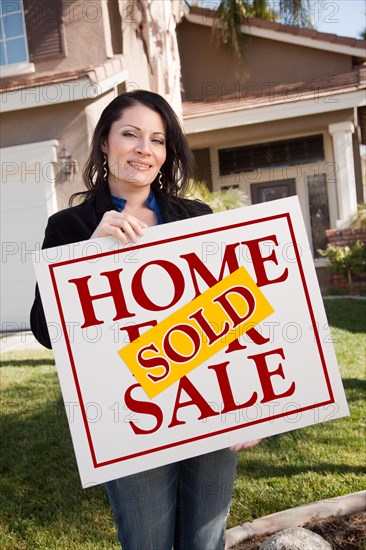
[
  {"left": 91, "top": 210, "right": 148, "bottom": 244},
  {"left": 230, "top": 439, "right": 262, "bottom": 452}
]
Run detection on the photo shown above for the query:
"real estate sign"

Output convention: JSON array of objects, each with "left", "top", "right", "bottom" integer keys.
[{"left": 34, "top": 197, "right": 349, "bottom": 487}]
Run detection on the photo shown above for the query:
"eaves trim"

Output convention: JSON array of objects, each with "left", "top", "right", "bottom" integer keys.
[
  {"left": 183, "top": 89, "right": 366, "bottom": 134},
  {"left": 0, "top": 69, "right": 128, "bottom": 113}
]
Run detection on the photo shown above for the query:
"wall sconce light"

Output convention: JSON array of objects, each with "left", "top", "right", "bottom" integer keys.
[{"left": 59, "top": 147, "right": 74, "bottom": 177}]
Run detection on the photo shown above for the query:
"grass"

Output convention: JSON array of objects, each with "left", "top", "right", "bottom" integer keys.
[
  {"left": 230, "top": 298, "right": 366, "bottom": 525},
  {"left": 1, "top": 299, "right": 365, "bottom": 549}
]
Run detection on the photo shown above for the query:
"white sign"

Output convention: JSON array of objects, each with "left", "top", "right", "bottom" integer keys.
[{"left": 34, "top": 197, "right": 349, "bottom": 487}]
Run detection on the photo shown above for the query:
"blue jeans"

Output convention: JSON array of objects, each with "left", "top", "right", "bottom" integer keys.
[{"left": 105, "top": 449, "right": 238, "bottom": 550}]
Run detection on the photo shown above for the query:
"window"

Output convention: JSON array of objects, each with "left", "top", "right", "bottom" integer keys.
[
  {"left": 219, "top": 135, "right": 324, "bottom": 176},
  {"left": 221, "top": 185, "right": 239, "bottom": 191},
  {"left": 0, "top": 0, "right": 64, "bottom": 73},
  {"left": 307, "top": 173, "right": 330, "bottom": 256},
  {"left": 251, "top": 179, "right": 296, "bottom": 204},
  {"left": 0, "top": 0, "right": 29, "bottom": 66}
]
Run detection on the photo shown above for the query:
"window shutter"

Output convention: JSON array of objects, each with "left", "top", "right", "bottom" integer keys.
[
  {"left": 219, "top": 135, "right": 324, "bottom": 176},
  {"left": 23, "top": 0, "right": 64, "bottom": 62}
]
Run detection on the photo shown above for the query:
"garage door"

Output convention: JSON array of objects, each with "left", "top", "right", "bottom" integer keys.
[{"left": 1, "top": 140, "right": 59, "bottom": 330}]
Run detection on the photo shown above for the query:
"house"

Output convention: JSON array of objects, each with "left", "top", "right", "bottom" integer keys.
[
  {"left": 177, "top": 6, "right": 366, "bottom": 284},
  {"left": 0, "top": 0, "right": 187, "bottom": 330},
  {"left": 1, "top": 1, "right": 365, "bottom": 329}
]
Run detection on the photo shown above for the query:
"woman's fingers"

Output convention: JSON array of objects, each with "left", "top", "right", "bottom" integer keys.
[
  {"left": 119, "top": 216, "right": 147, "bottom": 242},
  {"left": 230, "top": 439, "right": 262, "bottom": 452},
  {"left": 91, "top": 211, "right": 148, "bottom": 243}
]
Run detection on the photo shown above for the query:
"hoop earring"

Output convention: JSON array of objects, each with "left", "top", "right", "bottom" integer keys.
[
  {"left": 158, "top": 170, "right": 163, "bottom": 189},
  {"left": 103, "top": 153, "right": 108, "bottom": 183}
]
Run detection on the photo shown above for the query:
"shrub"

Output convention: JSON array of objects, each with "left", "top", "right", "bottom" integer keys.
[
  {"left": 318, "top": 240, "right": 366, "bottom": 286},
  {"left": 186, "top": 180, "right": 249, "bottom": 212},
  {"left": 351, "top": 203, "right": 366, "bottom": 228}
]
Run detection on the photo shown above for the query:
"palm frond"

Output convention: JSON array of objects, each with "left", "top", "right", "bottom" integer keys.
[
  {"left": 278, "top": 0, "right": 314, "bottom": 27},
  {"left": 252, "top": 0, "right": 276, "bottom": 20},
  {"left": 211, "top": 0, "right": 314, "bottom": 64},
  {"left": 213, "top": 0, "right": 250, "bottom": 63},
  {"left": 187, "top": 180, "right": 249, "bottom": 212}
]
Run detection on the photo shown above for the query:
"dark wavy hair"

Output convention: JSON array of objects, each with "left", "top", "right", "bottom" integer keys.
[{"left": 70, "top": 90, "right": 195, "bottom": 205}]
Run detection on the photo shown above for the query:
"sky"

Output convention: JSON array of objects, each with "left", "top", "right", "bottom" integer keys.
[
  {"left": 315, "top": 0, "right": 365, "bottom": 38},
  {"left": 187, "top": 1, "right": 366, "bottom": 39}
]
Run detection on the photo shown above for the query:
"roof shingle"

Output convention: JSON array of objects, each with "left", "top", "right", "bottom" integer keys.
[
  {"left": 188, "top": 6, "right": 366, "bottom": 51},
  {"left": 183, "top": 66, "right": 366, "bottom": 118}
]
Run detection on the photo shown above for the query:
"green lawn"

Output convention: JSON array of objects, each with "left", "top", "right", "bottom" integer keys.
[{"left": 1, "top": 299, "right": 365, "bottom": 549}]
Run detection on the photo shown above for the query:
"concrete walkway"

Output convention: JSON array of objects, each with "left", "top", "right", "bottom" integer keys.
[{"left": 0, "top": 331, "right": 44, "bottom": 353}]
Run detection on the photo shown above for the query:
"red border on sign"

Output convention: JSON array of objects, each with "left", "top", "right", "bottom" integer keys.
[{"left": 49, "top": 212, "right": 334, "bottom": 468}]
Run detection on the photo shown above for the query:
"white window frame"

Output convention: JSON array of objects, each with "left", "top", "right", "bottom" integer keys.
[{"left": 0, "top": 0, "right": 35, "bottom": 77}]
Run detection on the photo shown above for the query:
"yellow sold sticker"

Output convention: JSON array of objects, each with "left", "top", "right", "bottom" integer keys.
[{"left": 118, "top": 266, "right": 274, "bottom": 398}]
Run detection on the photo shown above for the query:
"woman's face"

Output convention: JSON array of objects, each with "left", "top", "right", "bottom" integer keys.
[{"left": 101, "top": 103, "right": 167, "bottom": 196}]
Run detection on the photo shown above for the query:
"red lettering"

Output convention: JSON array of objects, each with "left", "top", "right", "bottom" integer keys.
[
  {"left": 163, "top": 324, "right": 201, "bottom": 363},
  {"left": 68, "top": 269, "right": 135, "bottom": 328},
  {"left": 213, "top": 286, "right": 255, "bottom": 327},
  {"left": 208, "top": 361, "right": 257, "bottom": 413},
  {"left": 119, "top": 320, "right": 157, "bottom": 343},
  {"left": 124, "top": 383, "right": 163, "bottom": 435},
  {"left": 225, "top": 337, "right": 247, "bottom": 353},
  {"left": 247, "top": 348, "right": 295, "bottom": 403},
  {"left": 168, "top": 376, "right": 219, "bottom": 428},
  {"left": 137, "top": 343, "right": 170, "bottom": 383},
  {"left": 242, "top": 235, "right": 288, "bottom": 287},
  {"left": 180, "top": 243, "right": 240, "bottom": 297},
  {"left": 225, "top": 327, "right": 270, "bottom": 353},
  {"left": 246, "top": 326, "right": 271, "bottom": 345},
  {"left": 131, "top": 260, "right": 185, "bottom": 311},
  {"left": 189, "top": 308, "right": 229, "bottom": 345}
]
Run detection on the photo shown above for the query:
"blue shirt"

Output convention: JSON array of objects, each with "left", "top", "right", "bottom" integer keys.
[{"left": 111, "top": 190, "right": 163, "bottom": 225}]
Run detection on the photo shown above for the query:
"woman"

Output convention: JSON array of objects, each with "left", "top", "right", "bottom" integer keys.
[{"left": 30, "top": 90, "right": 259, "bottom": 550}]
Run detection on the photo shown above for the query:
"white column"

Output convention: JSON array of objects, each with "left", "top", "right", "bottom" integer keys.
[{"left": 328, "top": 121, "right": 357, "bottom": 228}]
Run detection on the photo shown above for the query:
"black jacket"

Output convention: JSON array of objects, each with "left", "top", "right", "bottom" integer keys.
[{"left": 30, "top": 187, "right": 212, "bottom": 348}]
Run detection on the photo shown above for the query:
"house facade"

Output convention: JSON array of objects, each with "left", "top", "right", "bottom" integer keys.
[
  {"left": 0, "top": 0, "right": 186, "bottom": 329},
  {"left": 178, "top": 6, "right": 366, "bottom": 270},
  {"left": 1, "top": 1, "right": 365, "bottom": 329}
]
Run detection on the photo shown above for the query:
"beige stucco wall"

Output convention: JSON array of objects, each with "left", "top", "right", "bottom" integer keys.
[
  {"left": 1, "top": 101, "right": 86, "bottom": 150},
  {"left": 24, "top": 0, "right": 185, "bottom": 116},
  {"left": 122, "top": 0, "right": 185, "bottom": 117},
  {"left": 122, "top": 22, "right": 151, "bottom": 92},
  {"left": 177, "top": 20, "right": 354, "bottom": 100},
  {"left": 0, "top": 90, "right": 122, "bottom": 211},
  {"left": 1, "top": 102, "right": 86, "bottom": 209}
]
